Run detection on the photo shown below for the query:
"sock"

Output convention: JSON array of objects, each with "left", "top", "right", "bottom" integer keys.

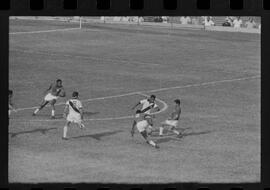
[
  {"left": 34, "top": 108, "right": 39, "bottom": 114},
  {"left": 51, "top": 110, "right": 55, "bottom": 117},
  {"left": 173, "top": 130, "right": 180, "bottom": 135},
  {"left": 148, "top": 140, "right": 156, "bottom": 147},
  {"left": 63, "top": 126, "right": 68, "bottom": 138},
  {"left": 159, "top": 127, "right": 164, "bottom": 136}
]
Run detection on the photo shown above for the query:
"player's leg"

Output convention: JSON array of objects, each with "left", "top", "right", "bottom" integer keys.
[
  {"left": 131, "top": 120, "right": 137, "bottom": 137},
  {"left": 77, "top": 120, "right": 85, "bottom": 129},
  {"left": 50, "top": 99, "right": 57, "bottom": 119},
  {"left": 33, "top": 100, "right": 49, "bottom": 115},
  {"left": 140, "top": 130, "right": 159, "bottom": 149},
  {"left": 170, "top": 126, "right": 180, "bottom": 135},
  {"left": 62, "top": 121, "right": 71, "bottom": 140},
  {"left": 147, "top": 118, "right": 154, "bottom": 135},
  {"left": 159, "top": 121, "right": 167, "bottom": 136}
]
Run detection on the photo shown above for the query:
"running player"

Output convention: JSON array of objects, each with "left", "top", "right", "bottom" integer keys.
[
  {"left": 33, "top": 79, "right": 66, "bottom": 119},
  {"left": 159, "top": 99, "right": 182, "bottom": 137},
  {"left": 9, "top": 90, "right": 16, "bottom": 116},
  {"left": 136, "top": 114, "right": 159, "bottom": 149},
  {"left": 62, "top": 91, "right": 85, "bottom": 140},
  {"left": 131, "top": 95, "right": 160, "bottom": 137}
]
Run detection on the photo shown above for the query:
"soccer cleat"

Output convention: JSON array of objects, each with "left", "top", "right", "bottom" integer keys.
[
  {"left": 79, "top": 123, "right": 86, "bottom": 129},
  {"left": 62, "top": 137, "right": 68, "bottom": 140},
  {"left": 32, "top": 113, "right": 36, "bottom": 116},
  {"left": 51, "top": 116, "right": 56, "bottom": 119},
  {"left": 155, "top": 144, "right": 160, "bottom": 149}
]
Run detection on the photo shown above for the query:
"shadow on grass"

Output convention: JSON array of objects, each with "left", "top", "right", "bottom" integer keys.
[
  {"left": 9, "top": 127, "right": 57, "bottom": 138},
  {"left": 83, "top": 111, "right": 99, "bottom": 116},
  {"left": 32, "top": 113, "right": 63, "bottom": 119},
  {"left": 182, "top": 130, "right": 213, "bottom": 137},
  {"left": 71, "top": 130, "right": 123, "bottom": 141},
  {"left": 154, "top": 130, "right": 214, "bottom": 144},
  {"left": 150, "top": 127, "right": 192, "bottom": 137}
]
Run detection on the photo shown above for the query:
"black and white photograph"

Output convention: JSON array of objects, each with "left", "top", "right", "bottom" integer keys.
[{"left": 8, "top": 16, "right": 260, "bottom": 183}]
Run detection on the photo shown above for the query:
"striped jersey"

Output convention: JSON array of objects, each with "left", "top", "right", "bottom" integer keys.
[{"left": 66, "top": 99, "right": 82, "bottom": 115}]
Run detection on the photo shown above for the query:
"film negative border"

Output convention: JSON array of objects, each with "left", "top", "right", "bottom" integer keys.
[
  {"left": 0, "top": 0, "right": 267, "bottom": 15},
  {"left": 1, "top": 0, "right": 269, "bottom": 189}
]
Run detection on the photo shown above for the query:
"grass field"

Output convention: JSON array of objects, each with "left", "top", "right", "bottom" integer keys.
[{"left": 9, "top": 18, "right": 261, "bottom": 183}]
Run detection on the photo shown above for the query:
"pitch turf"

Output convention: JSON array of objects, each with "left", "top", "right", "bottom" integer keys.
[{"left": 9, "top": 18, "right": 260, "bottom": 183}]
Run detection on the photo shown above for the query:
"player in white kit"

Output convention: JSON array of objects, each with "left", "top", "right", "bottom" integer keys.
[
  {"left": 62, "top": 91, "right": 85, "bottom": 140},
  {"left": 136, "top": 115, "right": 159, "bottom": 149},
  {"left": 131, "top": 95, "right": 160, "bottom": 137}
]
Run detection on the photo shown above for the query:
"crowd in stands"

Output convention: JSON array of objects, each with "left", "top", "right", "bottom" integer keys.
[{"left": 101, "top": 16, "right": 260, "bottom": 29}]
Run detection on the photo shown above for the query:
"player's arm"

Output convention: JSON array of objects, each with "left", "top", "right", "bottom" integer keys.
[
  {"left": 131, "top": 102, "right": 141, "bottom": 110},
  {"left": 59, "top": 87, "right": 66, "bottom": 97},
  {"left": 151, "top": 103, "right": 160, "bottom": 113},
  {"left": 170, "top": 107, "right": 181, "bottom": 120},
  {"left": 44, "top": 84, "right": 52, "bottom": 94}
]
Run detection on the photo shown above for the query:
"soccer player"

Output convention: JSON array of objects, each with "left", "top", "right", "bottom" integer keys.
[
  {"left": 136, "top": 115, "right": 159, "bottom": 149},
  {"left": 62, "top": 91, "right": 85, "bottom": 140},
  {"left": 9, "top": 90, "right": 16, "bottom": 116},
  {"left": 131, "top": 95, "right": 160, "bottom": 137},
  {"left": 159, "top": 99, "right": 182, "bottom": 137},
  {"left": 33, "top": 79, "right": 66, "bottom": 119}
]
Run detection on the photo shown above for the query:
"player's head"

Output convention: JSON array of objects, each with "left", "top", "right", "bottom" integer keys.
[
  {"left": 72, "top": 91, "right": 79, "bottom": 98},
  {"left": 174, "top": 99, "right": 180, "bottom": 105},
  {"left": 149, "top": 95, "right": 156, "bottom": 103},
  {"left": 9, "top": 90, "right": 13, "bottom": 97},
  {"left": 56, "top": 79, "right": 62, "bottom": 86}
]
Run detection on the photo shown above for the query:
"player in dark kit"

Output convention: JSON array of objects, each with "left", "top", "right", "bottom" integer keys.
[
  {"left": 159, "top": 99, "right": 182, "bottom": 137},
  {"left": 33, "top": 79, "right": 66, "bottom": 119}
]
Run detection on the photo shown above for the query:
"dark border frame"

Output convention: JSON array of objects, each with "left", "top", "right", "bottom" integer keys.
[{"left": 1, "top": 0, "right": 269, "bottom": 189}]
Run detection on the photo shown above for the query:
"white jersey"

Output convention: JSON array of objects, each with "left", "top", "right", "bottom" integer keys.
[
  {"left": 139, "top": 99, "right": 158, "bottom": 114},
  {"left": 66, "top": 99, "right": 82, "bottom": 116}
]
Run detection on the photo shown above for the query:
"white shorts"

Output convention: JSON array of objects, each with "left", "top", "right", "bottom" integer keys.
[
  {"left": 163, "top": 120, "right": 178, "bottom": 127},
  {"left": 44, "top": 93, "right": 58, "bottom": 102},
  {"left": 67, "top": 113, "right": 82, "bottom": 124},
  {"left": 136, "top": 120, "right": 149, "bottom": 133}
]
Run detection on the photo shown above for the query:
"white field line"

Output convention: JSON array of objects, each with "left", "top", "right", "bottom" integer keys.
[
  {"left": 147, "top": 75, "right": 260, "bottom": 93},
  {"left": 13, "top": 92, "right": 168, "bottom": 122},
  {"left": 15, "top": 91, "right": 138, "bottom": 111},
  {"left": 9, "top": 27, "right": 82, "bottom": 35},
  {"left": 11, "top": 75, "right": 260, "bottom": 122}
]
